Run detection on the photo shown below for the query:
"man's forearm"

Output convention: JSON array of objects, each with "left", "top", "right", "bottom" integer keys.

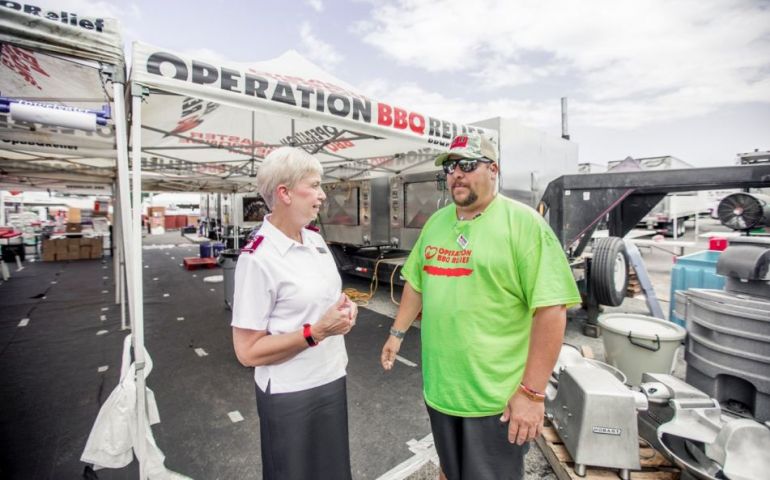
[
  {"left": 392, "top": 283, "right": 422, "bottom": 332},
  {"left": 521, "top": 305, "right": 566, "bottom": 392}
]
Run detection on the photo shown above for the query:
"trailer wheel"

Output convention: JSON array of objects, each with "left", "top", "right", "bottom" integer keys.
[
  {"left": 590, "top": 237, "right": 629, "bottom": 307},
  {"left": 664, "top": 221, "right": 686, "bottom": 237}
]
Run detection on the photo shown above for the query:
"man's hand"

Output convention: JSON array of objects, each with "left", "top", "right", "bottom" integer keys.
[
  {"left": 500, "top": 391, "right": 544, "bottom": 445},
  {"left": 380, "top": 335, "right": 402, "bottom": 370}
]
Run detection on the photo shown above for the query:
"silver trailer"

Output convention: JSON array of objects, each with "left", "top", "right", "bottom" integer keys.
[{"left": 473, "top": 117, "right": 579, "bottom": 208}]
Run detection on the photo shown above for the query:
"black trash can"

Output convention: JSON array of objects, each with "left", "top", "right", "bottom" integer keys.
[{"left": 218, "top": 249, "right": 241, "bottom": 310}]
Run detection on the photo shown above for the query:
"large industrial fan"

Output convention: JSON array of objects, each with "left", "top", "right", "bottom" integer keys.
[{"left": 717, "top": 192, "right": 770, "bottom": 230}]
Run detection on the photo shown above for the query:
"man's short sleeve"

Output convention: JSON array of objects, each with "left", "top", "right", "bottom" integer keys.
[
  {"left": 400, "top": 233, "right": 425, "bottom": 293},
  {"left": 231, "top": 255, "right": 275, "bottom": 330},
  {"left": 518, "top": 217, "right": 582, "bottom": 312}
]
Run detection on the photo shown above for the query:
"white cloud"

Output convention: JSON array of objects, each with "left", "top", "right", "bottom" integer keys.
[
  {"left": 305, "top": 0, "right": 324, "bottom": 12},
  {"left": 359, "top": 79, "right": 558, "bottom": 129},
  {"left": 299, "top": 22, "right": 343, "bottom": 70},
  {"left": 361, "top": 0, "right": 770, "bottom": 128},
  {"left": 179, "top": 48, "right": 231, "bottom": 65}
]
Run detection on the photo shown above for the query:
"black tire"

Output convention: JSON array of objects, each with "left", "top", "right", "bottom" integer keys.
[
  {"left": 590, "top": 237, "right": 629, "bottom": 307},
  {"left": 671, "top": 220, "right": 685, "bottom": 237}
]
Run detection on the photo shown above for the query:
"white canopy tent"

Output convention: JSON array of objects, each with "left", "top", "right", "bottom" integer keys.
[
  {"left": 130, "top": 42, "right": 497, "bottom": 193},
  {"left": 0, "top": 4, "right": 180, "bottom": 479}
]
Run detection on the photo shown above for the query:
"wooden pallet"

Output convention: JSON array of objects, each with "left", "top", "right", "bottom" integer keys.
[
  {"left": 627, "top": 266, "right": 642, "bottom": 296},
  {"left": 183, "top": 257, "right": 219, "bottom": 270},
  {"left": 536, "top": 424, "right": 680, "bottom": 480}
]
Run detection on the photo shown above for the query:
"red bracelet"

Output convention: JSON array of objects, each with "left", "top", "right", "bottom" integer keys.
[
  {"left": 518, "top": 383, "right": 545, "bottom": 402},
  {"left": 303, "top": 323, "right": 317, "bottom": 347},
  {"left": 519, "top": 383, "right": 544, "bottom": 396}
]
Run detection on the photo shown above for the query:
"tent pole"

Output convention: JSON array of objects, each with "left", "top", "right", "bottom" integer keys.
[
  {"left": 112, "top": 84, "right": 136, "bottom": 333},
  {"left": 113, "top": 184, "right": 120, "bottom": 306},
  {"left": 233, "top": 192, "right": 239, "bottom": 249},
  {"left": 113, "top": 187, "right": 128, "bottom": 330},
  {"left": 130, "top": 86, "right": 148, "bottom": 480}
]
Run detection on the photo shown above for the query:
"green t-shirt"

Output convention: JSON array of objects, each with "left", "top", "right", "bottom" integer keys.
[{"left": 401, "top": 195, "right": 581, "bottom": 417}]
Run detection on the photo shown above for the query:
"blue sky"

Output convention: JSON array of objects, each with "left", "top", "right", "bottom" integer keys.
[{"left": 45, "top": 0, "right": 770, "bottom": 166}]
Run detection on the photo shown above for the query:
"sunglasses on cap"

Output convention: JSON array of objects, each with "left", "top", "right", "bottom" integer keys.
[{"left": 441, "top": 157, "right": 494, "bottom": 175}]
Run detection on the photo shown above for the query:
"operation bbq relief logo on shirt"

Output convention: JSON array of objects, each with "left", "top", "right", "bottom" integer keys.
[{"left": 423, "top": 245, "right": 473, "bottom": 277}]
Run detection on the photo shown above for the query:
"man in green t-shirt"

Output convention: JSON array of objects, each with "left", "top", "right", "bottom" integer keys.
[{"left": 381, "top": 132, "right": 581, "bottom": 480}]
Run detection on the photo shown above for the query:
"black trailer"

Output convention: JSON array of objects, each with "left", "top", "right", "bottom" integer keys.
[{"left": 538, "top": 164, "right": 770, "bottom": 334}]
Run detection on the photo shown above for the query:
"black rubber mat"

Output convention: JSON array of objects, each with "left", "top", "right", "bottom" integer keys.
[{"left": 0, "top": 246, "right": 430, "bottom": 479}]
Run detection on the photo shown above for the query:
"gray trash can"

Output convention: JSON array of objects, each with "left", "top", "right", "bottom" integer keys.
[{"left": 219, "top": 249, "right": 241, "bottom": 310}]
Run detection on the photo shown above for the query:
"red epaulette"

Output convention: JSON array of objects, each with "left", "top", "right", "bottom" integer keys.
[
  {"left": 304, "top": 224, "right": 320, "bottom": 232},
  {"left": 241, "top": 235, "right": 264, "bottom": 254}
]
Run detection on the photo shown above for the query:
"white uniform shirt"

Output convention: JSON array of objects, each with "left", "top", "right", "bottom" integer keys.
[{"left": 231, "top": 216, "right": 347, "bottom": 393}]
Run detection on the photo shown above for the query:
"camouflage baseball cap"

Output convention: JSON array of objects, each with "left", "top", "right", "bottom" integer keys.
[{"left": 434, "top": 132, "right": 498, "bottom": 166}]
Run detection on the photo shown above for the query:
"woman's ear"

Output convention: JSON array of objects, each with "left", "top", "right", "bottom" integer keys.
[{"left": 276, "top": 185, "right": 291, "bottom": 205}]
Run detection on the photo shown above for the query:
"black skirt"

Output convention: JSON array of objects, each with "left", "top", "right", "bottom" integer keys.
[{"left": 255, "top": 376, "right": 352, "bottom": 480}]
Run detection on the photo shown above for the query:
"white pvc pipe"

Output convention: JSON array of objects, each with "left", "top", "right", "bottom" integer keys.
[
  {"left": 113, "top": 184, "right": 120, "bottom": 306},
  {"left": 113, "top": 188, "right": 128, "bottom": 330},
  {"left": 131, "top": 90, "right": 148, "bottom": 480},
  {"left": 112, "top": 82, "right": 142, "bottom": 480},
  {"left": 112, "top": 84, "right": 135, "bottom": 329}
]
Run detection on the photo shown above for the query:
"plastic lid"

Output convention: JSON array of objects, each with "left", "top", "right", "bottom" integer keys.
[{"left": 598, "top": 313, "right": 686, "bottom": 341}]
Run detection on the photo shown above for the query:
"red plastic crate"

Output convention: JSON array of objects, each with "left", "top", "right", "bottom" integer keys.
[{"left": 183, "top": 257, "right": 218, "bottom": 270}]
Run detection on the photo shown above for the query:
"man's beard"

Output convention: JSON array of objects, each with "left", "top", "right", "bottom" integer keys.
[{"left": 452, "top": 188, "right": 478, "bottom": 207}]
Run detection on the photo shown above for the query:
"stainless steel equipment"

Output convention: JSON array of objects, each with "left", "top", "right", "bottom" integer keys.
[
  {"left": 319, "top": 177, "right": 390, "bottom": 246},
  {"left": 638, "top": 372, "right": 770, "bottom": 480},
  {"left": 389, "top": 171, "right": 448, "bottom": 250},
  {"left": 679, "top": 237, "right": 770, "bottom": 421},
  {"left": 546, "top": 346, "right": 648, "bottom": 479},
  {"left": 546, "top": 346, "right": 770, "bottom": 480}
]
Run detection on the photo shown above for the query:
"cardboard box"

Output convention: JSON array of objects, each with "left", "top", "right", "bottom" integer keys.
[
  {"left": 68, "top": 208, "right": 81, "bottom": 223},
  {"left": 42, "top": 238, "right": 55, "bottom": 252},
  {"left": 80, "top": 245, "right": 92, "bottom": 259},
  {"left": 42, "top": 249, "right": 56, "bottom": 262}
]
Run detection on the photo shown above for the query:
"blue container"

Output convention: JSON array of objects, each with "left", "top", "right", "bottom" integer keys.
[
  {"left": 212, "top": 242, "right": 225, "bottom": 257},
  {"left": 669, "top": 250, "right": 725, "bottom": 326},
  {"left": 200, "top": 242, "right": 212, "bottom": 258}
]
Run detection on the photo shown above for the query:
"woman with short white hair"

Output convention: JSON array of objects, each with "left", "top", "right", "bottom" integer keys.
[{"left": 231, "top": 146, "right": 357, "bottom": 480}]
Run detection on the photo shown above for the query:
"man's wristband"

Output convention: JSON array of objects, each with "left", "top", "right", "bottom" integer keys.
[
  {"left": 518, "top": 383, "right": 545, "bottom": 403},
  {"left": 389, "top": 327, "right": 406, "bottom": 340}
]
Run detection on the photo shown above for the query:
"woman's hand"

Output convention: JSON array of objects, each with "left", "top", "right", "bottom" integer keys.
[
  {"left": 311, "top": 294, "right": 354, "bottom": 342},
  {"left": 341, "top": 294, "right": 358, "bottom": 326}
]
